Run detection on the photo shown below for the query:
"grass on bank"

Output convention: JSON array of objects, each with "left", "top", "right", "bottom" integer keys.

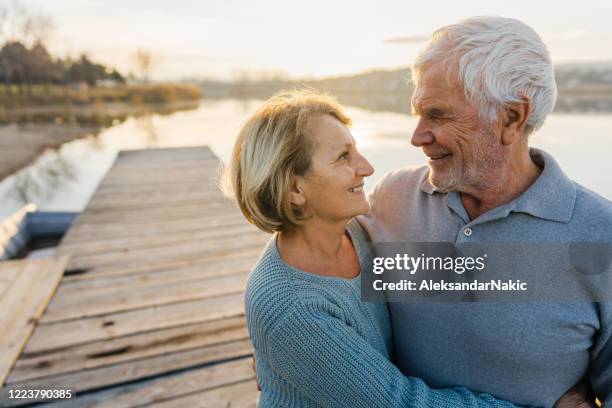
[{"left": 0, "top": 83, "right": 203, "bottom": 109}]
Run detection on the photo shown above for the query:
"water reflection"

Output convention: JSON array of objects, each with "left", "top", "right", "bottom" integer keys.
[
  {"left": 0, "top": 98, "right": 611, "bottom": 220},
  {"left": 135, "top": 115, "right": 161, "bottom": 147},
  {"left": 555, "top": 94, "right": 612, "bottom": 113},
  {"left": 12, "top": 146, "right": 78, "bottom": 205},
  {"left": 1, "top": 100, "right": 201, "bottom": 127},
  {"left": 205, "top": 91, "right": 612, "bottom": 115}
]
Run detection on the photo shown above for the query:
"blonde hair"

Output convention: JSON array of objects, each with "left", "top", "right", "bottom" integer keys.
[{"left": 223, "top": 89, "right": 351, "bottom": 233}]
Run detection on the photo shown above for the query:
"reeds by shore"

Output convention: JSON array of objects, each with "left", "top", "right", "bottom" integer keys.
[{"left": 0, "top": 83, "right": 203, "bottom": 109}]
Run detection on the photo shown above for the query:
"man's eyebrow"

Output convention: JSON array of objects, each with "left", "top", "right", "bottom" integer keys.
[
  {"left": 411, "top": 103, "right": 451, "bottom": 117},
  {"left": 427, "top": 107, "right": 450, "bottom": 116}
]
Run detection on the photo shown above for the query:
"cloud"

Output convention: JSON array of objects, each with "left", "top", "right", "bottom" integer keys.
[{"left": 383, "top": 35, "right": 429, "bottom": 44}]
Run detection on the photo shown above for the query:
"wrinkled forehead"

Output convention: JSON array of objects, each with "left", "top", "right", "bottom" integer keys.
[
  {"left": 411, "top": 67, "right": 465, "bottom": 108},
  {"left": 413, "top": 60, "right": 462, "bottom": 90}
]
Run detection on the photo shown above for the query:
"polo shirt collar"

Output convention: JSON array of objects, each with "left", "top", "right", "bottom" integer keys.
[
  {"left": 512, "top": 148, "right": 576, "bottom": 223},
  {"left": 419, "top": 171, "right": 436, "bottom": 195},
  {"left": 418, "top": 148, "right": 576, "bottom": 223}
]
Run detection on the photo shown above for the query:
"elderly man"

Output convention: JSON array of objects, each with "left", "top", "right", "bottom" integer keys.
[{"left": 359, "top": 17, "right": 612, "bottom": 407}]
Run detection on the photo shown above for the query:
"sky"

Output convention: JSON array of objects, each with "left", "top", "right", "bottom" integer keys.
[{"left": 21, "top": 0, "right": 612, "bottom": 80}]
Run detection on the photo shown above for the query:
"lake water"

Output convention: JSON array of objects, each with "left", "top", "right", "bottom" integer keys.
[{"left": 1, "top": 98, "right": 611, "bottom": 218}]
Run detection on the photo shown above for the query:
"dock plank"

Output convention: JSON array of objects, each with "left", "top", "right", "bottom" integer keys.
[
  {"left": 7, "top": 339, "right": 253, "bottom": 398},
  {"left": 31, "top": 358, "right": 257, "bottom": 408},
  {"left": 56, "top": 223, "right": 261, "bottom": 259},
  {"left": 25, "top": 291, "right": 244, "bottom": 353},
  {"left": 9, "top": 316, "right": 248, "bottom": 383},
  {"left": 56, "top": 253, "right": 257, "bottom": 295},
  {"left": 147, "top": 380, "right": 258, "bottom": 408},
  {"left": 42, "top": 272, "right": 249, "bottom": 322},
  {"left": 61, "top": 248, "right": 262, "bottom": 282},
  {"left": 59, "top": 234, "right": 267, "bottom": 273},
  {"left": 0, "top": 257, "right": 69, "bottom": 385}
]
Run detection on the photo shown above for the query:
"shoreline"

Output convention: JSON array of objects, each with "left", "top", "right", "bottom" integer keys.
[{"left": 0, "top": 100, "right": 200, "bottom": 183}]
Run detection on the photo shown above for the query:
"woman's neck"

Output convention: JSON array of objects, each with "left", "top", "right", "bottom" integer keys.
[{"left": 277, "top": 218, "right": 357, "bottom": 277}]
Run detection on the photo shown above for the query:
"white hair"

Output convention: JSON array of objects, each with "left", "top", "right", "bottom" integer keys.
[{"left": 413, "top": 16, "right": 557, "bottom": 133}]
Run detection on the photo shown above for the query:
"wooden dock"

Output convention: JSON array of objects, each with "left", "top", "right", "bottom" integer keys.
[{"left": 1, "top": 147, "right": 269, "bottom": 407}]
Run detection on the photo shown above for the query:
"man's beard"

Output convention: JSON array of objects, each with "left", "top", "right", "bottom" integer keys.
[
  {"left": 428, "top": 159, "right": 462, "bottom": 193},
  {"left": 428, "top": 131, "right": 505, "bottom": 194}
]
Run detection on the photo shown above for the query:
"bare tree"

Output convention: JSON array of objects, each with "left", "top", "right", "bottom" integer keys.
[
  {"left": 21, "top": 14, "right": 55, "bottom": 46},
  {"left": 0, "top": 0, "right": 54, "bottom": 46},
  {"left": 130, "top": 48, "right": 159, "bottom": 83}
]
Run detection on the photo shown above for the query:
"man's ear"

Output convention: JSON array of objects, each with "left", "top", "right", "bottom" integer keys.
[
  {"left": 501, "top": 94, "right": 531, "bottom": 145},
  {"left": 289, "top": 176, "right": 306, "bottom": 208}
]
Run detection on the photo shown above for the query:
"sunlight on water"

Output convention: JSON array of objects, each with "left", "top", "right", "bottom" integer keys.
[{"left": 1, "top": 99, "right": 611, "bottom": 218}]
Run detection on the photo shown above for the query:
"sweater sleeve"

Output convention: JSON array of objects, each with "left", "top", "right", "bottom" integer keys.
[
  {"left": 590, "top": 302, "right": 612, "bottom": 406},
  {"left": 264, "top": 298, "right": 523, "bottom": 408}
]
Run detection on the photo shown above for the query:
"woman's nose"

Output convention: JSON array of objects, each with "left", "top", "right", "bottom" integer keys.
[{"left": 356, "top": 153, "right": 374, "bottom": 177}]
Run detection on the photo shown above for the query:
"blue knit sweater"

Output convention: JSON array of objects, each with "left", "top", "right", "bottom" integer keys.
[{"left": 245, "top": 220, "right": 522, "bottom": 407}]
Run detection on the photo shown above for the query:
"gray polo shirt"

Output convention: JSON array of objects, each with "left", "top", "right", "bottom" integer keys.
[{"left": 358, "top": 148, "right": 612, "bottom": 407}]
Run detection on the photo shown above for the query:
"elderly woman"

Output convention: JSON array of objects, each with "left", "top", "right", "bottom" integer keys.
[{"left": 223, "top": 89, "right": 531, "bottom": 407}]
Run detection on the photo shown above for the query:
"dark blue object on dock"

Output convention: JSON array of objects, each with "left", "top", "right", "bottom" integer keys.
[{"left": 0, "top": 204, "right": 78, "bottom": 260}]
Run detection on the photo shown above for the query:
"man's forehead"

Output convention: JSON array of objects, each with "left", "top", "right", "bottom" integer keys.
[
  {"left": 412, "top": 84, "right": 454, "bottom": 107},
  {"left": 414, "top": 63, "right": 461, "bottom": 92},
  {"left": 413, "top": 73, "right": 464, "bottom": 107}
]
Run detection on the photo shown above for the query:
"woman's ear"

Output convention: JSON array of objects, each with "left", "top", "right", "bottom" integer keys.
[
  {"left": 289, "top": 176, "right": 306, "bottom": 207},
  {"left": 501, "top": 94, "right": 531, "bottom": 145}
]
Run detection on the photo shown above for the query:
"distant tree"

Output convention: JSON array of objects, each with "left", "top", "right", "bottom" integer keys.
[
  {"left": 63, "top": 54, "right": 124, "bottom": 86},
  {"left": 64, "top": 54, "right": 100, "bottom": 86},
  {"left": 0, "top": 41, "right": 28, "bottom": 86},
  {"left": 0, "top": 1, "right": 125, "bottom": 89},
  {"left": 131, "top": 48, "right": 158, "bottom": 83},
  {"left": 26, "top": 41, "right": 61, "bottom": 83},
  {"left": 0, "top": 41, "right": 62, "bottom": 89},
  {"left": 109, "top": 69, "right": 125, "bottom": 83}
]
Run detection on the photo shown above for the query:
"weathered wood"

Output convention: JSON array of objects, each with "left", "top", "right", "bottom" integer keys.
[
  {"left": 69, "top": 200, "right": 236, "bottom": 221},
  {"left": 116, "top": 147, "right": 215, "bottom": 160},
  {"left": 56, "top": 253, "right": 257, "bottom": 295},
  {"left": 101, "top": 163, "right": 219, "bottom": 176},
  {"left": 2, "top": 147, "right": 264, "bottom": 406},
  {"left": 0, "top": 257, "right": 68, "bottom": 385},
  {"left": 96, "top": 177, "right": 219, "bottom": 192},
  {"left": 96, "top": 174, "right": 219, "bottom": 189},
  {"left": 93, "top": 182, "right": 220, "bottom": 199},
  {"left": 42, "top": 272, "right": 249, "bottom": 322},
  {"left": 60, "top": 234, "right": 267, "bottom": 273},
  {"left": 59, "top": 201, "right": 241, "bottom": 228},
  {"left": 62, "top": 214, "right": 254, "bottom": 247},
  {"left": 61, "top": 247, "right": 263, "bottom": 282},
  {"left": 25, "top": 293, "right": 244, "bottom": 353},
  {"left": 32, "top": 358, "right": 257, "bottom": 408},
  {"left": 10, "top": 316, "right": 248, "bottom": 383},
  {"left": 84, "top": 198, "right": 229, "bottom": 213},
  {"left": 87, "top": 193, "right": 228, "bottom": 212},
  {"left": 56, "top": 222, "right": 260, "bottom": 259},
  {"left": 7, "top": 339, "right": 253, "bottom": 400},
  {"left": 146, "top": 379, "right": 259, "bottom": 408}
]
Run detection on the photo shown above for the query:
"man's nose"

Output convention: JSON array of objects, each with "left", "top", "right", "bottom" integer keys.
[{"left": 411, "top": 119, "right": 435, "bottom": 147}]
